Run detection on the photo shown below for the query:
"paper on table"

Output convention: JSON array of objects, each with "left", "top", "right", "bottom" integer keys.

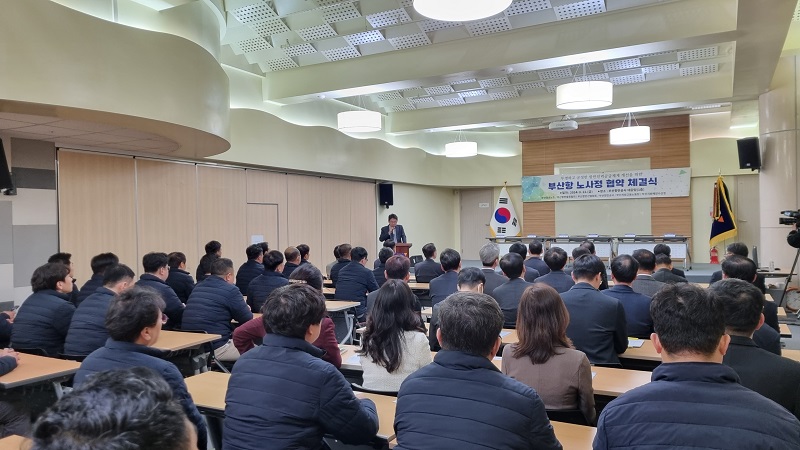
[
  {"left": 591, "top": 372, "right": 596, "bottom": 379},
  {"left": 628, "top": 339, "right": 644, "bottom": 348},
  {"left": 346, "top": 354, "right": 360, "bottom": 364},
  {"left": 499, "top": 331, "right": 511, "bottom": 337}
]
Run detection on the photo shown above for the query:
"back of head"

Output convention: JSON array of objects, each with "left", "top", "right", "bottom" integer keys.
[
  {"left": 385, "top": 255, "right": 410, "bottom": 280},
  {"left": 655, "top": 253, "right": 672, "bottom": 267},
  {"left": 90, "top": 253, "right": 119, "bottom": 275},
  {"left": 204, "top": 240, "right": 221, "bottom": 255},
  {"left": 439, "top": 248, "right": 461, "bottom": 271},
  {"left": 245, "top": 244, "right": 263, "bottom": 260},
  {"left": 499, "top": 252, "right": 524, "bottom": 279},
  {"left": 457, "top": 267, "right": 486, "bottom": 291},
  {"left": 653, "top": 243, "right": 671, "bottom": 256},
  {"left": 579, "top": 240, "right": 596, "bottom": 254},
  {"left": 351, "top": 246, "right": 368, "bottom": 262},
  {"left": 422, "top": 243, "right": 436, "bottom": 259},
  {"left": 284, "top": 246, "right": 300, "bottom": 263},
  {"left": 514, "top": 284, "right": 571, "bottom": 364},
  {"left": 48, "top": 252, "right": 72, "bottom": 266},
  {"left": 142, "top": 252, "right": 168, "bottom": 274},
  {"left": 382, "top": 239, "right": 396, "bottom": 250},
  {"left": 726, "top": 242, "right": 749, "bottom": 257},
  {"left": 508, "top": 242, "right": 527, "bottom": 260},
  {"left": 167, "top": 252, "right": 186, "bottom": 270},
  {"left": 288, "top": 264, "right": 324, "bottom": 291},
  {"left": 297, "top": 244, "right": 310, "bottom": 259},
  {"left": 106, "top": 286, "right": 166, "bottom": 343},
  {"left": 479, "top": 242, "right": 500, "bottom": 267},
  {"left": 708, "top": 278, "right": 763, "bottom": 335},
  {"left": 210, "top": 258, "right": 234, "bottom": 277},
  {"left": 338, "top": 243, "right": 352, "bottom": 259},
  {"left": 259, "top": 242, "right": 269, "bottom": 254},
  {"left": 362, "top": 280, "right": 423, "bottom": 373},
  {"left": 610, "top": 255, "right": 639, "bottom": 283},
  {"left": 31, "top": 263, "right": 70, "bottom": 293},
  {"left": 31, "top": 367, "right": 191, "bottom": 450},
  {"left": 528, "top": 240, "right": 543, "bottom": 255},
  {"left": 102, "top": 264, "right": 135, "bottom": 287},
  {"left": 438, "top": 292, "right": 503, "bottom": 356},
  {"left": 378, "top": 247, "right": 394, "bottom": 264},
  {"left": 543, "top": 247, "right": 568, "bottom": 270},
  {"left": 571, "top": 246, "right": 590, "bottom": 260},
  {"left": 632, "top": 249, "right": 656, "bottom": 272},
  {"left": 262, "top": 284, "right": 326, "bottom": 338},
  {"left": 721, "top": 255, "right": 757, "bottom": 283},
  {"left": 332, "top": 245, "right": 340, "bottom": 259},
  {"left": 571, "top": 254, "right": 603, "bottom": 281},
  {"left": 264, "top": 250, "right": 285, "bottom": 271},
  {"left": 651, "top": 283, "right": 724, "bottom": 356}
]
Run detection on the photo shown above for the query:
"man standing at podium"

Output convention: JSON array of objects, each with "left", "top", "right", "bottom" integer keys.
[{"left": 380, "top": 214, "right": 407, "bottom": 243}]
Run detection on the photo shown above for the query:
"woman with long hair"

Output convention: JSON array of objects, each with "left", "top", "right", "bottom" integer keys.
[
  {"left": 358, "top": 279, "right": 431, "bottom": 392},
  {"left": 501, "top": 284, "right": 595, "bottom": 424}
]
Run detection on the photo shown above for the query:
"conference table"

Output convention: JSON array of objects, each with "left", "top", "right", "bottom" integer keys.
[
  {"left": 153, "top": 330, "right": 222, "bottom": 352},
  {"left": 0, "top": 435, "right": 28, "bottom": 450},
  {"left": 323, "top": 283, "right": 429, "bottom": 297},
  {"left": 0, "top": 354, "right": 80, "bottom": 390}
]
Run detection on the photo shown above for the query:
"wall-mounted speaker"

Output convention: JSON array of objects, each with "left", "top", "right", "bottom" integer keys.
[
  {"left": 378, "top": 183, "right": 393, "bottom": 208},
  {"left": 737, "top": 137, "right": 761, "bottom": 171}
]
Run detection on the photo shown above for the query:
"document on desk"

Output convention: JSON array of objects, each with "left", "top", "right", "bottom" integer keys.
[
  {"left": 346, "top": 354, "right": 360, "bottom": 365},
  {"left": 499, "top": 331, "right": 511, "bottom": 338},
  {"left": 591, "top": 372, "right": 596, "bottom": 379},
  {"left": 628, "top": 339, "right": 644, "bottom": 348}
]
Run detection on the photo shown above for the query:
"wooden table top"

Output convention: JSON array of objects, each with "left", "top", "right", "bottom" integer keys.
[
  {"left": 778, "top": 306, "right": 787, "bottom": 319},
  {"left": 326, "top": 301, "right": 360, "bottom": 312},
  {"left": 0, "top": 435, "right": 29, "bottom": 450},
  {"left": 619, "top": 339, "right": 660, "bottom": 361},
  {"left": 780, "top": 323, "right": 792, "bottom": 338},
  {"left": 783, "top": 349, "right": 800, "bottom": 363},
  {"left": 406, "top": 282, "right": 429, "bottom": 290},
  {"left": 153, "top": 330, "right": 221, "bottom": 352},
  {"left": 358, "top": 392, "right": 399, "bottom": 440},
  {"left": 322, "top": 287, "right": 335, "bottom": 295},
  {"left": 551, "top": 421, "right": 597, "bottom": 449},
  {"left": 0, "top": 354, "right": 80, "bottom": 390},
  {"left": 185, "top": 371, "right": 229, "bottom": 411}
]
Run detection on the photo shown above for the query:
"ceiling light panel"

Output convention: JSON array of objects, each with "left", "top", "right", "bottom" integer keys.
[
  {"left": 366, "top": 8, "right": 412, "bottom": 28},
  {"left": 283, "top": 43, "right": 317, "bottom": 57},
  {"left": 677, "top": 46, "right": 718, "bottom": 61},
  {"left": 679, "top": 63, "right": 718, "bottom": 76},
  {"left": 418, "top": 19, "right": 463, "bottom": 32},
  {"left": 232, "top": 38, "right": 272, "bottom": 53},
  {"left": 458, "top": 89, "right": 488, "bottom": 98},
  {"left": 641, "top": 63, "right": 679, "bottom": 73},
  {"left": 344, "top": 30, "right": 385, "bottom": 45},
  {"left": 575, "top": 73, "right": 609, "bottom": 81},
  {"left": 320, "top": 3, "right": 361, "bottom": 22},
  {"left": 251, "top": 19, "right": 291, "bottom": 37},
  {"left": 479, "top": 77, "right": 511, "bottom": 88},
  {"left": 554, "top": 0, "right": 606, "bottom": 20},
  {"left": 538, "top": 67, "right": 572, "bottom": 80},
  {"left": 464, "top": 16, "right": 512, "bottom": 36},
  {"left": 505, "top": 0, "right": 552, "bottom": 16},
  {"left": 515, "top": 81, "right": 546, "bottom": 90},
  {"left": 603, "top": 58, "right": 641, "bottom": 71},
  {"left": 267, "top": 57, "right": 299, "bottom": 71},
  {"left": 231, "top": 2, "right": 277, "bottom": 24},
  {"left": 388, "top": 33, "right": 432, "bottom": 50},
  {"left": 425, "top": 85, "right": 455, "bottom": 95},
  {"left": 437, "top": 97, "right": 466, "bottom": 107},
  {"left": 609, "top": 74, "right": 645, "bottom": 84},
  {"left": 321, "top": 46, "right": 361, "bottom": 61},
  {"left": 295, "top": 24, "right": 338, "bottom": 41}
]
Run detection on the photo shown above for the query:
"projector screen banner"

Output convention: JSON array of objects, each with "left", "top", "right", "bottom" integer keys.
[{"left": 522, "top": 168, "right": 691, "bottom": 202}]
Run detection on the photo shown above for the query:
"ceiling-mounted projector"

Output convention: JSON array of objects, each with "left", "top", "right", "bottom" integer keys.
[{"left": 548, "top": 120, "right": 578, "bottom": 131}]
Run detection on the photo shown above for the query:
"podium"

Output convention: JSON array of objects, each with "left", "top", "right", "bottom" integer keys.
[{"left": 396, "top": 243, "right": 412, "bottom": 258}]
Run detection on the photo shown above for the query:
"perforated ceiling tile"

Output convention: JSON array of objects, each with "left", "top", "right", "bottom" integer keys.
[
  {"left": 677, "top": 46, "right": 718, "bottom": 61},
  {"left": 315, "top": 0, "right": 348, "bottom": 6},
  {"left": 437, "top": 97, "right": 466, "bottom": 107},
  {"left": 679, "top": 63, "right": 718, "bottom": 76},
  {"left": 610, "top": 74, "right": 645, "bottom": 84},
  {"left": 575, "top": 73, "right": 609, "bottom": 81},
  {"left": 366, "top": 8, "right": 412, "bottom": 28},
  {"left": 603, "top": 58, "right": 641, "bottom": 72},
  {"left": 295, "top": 24, "right": 338, "bottom": 41},
  {"left": 251, "top": 19, "right": 291, "bottom": 37},
  {"left": 389, "top": 104, "right": 416, "bottom": 112},
  {"left": 479, "top": 77, "right": 511, "bottom": 88},
  {"left": 283, "top": 43, "right": 317, "bottom": 57},
  {"left": 231, "top": 2, "right": 277, "bottom": 24},
  {"left": 451, "top": 78, "right": 478, "bottom": 85},
  {"left": 538, "top": 67, "right": 572, "bottom": 80},
  {"left": 465, "top": 16, "right": 512, "bottom": 36},
  {"left": 233, "top": 37, "right": 272, "bottom": 53},
  {"left": 458, "top": 89, "right": 488, "bottom": 98},
  {"left": 345, "top": 30, "right": 385, "bottom": 45},
  {"left": 489, "top": 90, "right": 519, "bottom": 100},
  {"left": 515, "top": 81, "right": 546, "bottom": 90},
  {"left": 388, "top": 33, "right": 431, "bottom": 50},
  {"left": 554, "top": 0, "right": 606, "bottom": 20},
  {"left": 794, "top": 1, "right": 800, "bottom": 22},
  {"left": 402, "top": 87, "right": 426, "bottom": 97},
  {"left": 321, "top": 3, "right": 361, "bottom": 23},
  {"left": 321, "top": 46, "right": 361, "bottom": 61},
  {"left": 375, "top": 91, "right": 403, "bottom": 101},
  {"left": 418, "top": 19, "right": 463, "bottom": 32},
  {"left": 267, "top": 57, "right": 299, "bottom": 71},
  {"left": 410, "top": 97, "right": 436, "bottom": 104},
  {"left": 641, "top": 63, "right": 679, "bottom": 73},
  {"left": 398, "top": 0, "right": 414, "bottom": 7},
  {"left": 545, "top": 84, "right": 559, "bottom": 93},
  {"left": 425, "top": 85, "right": 455, "bottom": 95},
  {"left": 505, "top": 0, "right": 552, "bottom": 16}
]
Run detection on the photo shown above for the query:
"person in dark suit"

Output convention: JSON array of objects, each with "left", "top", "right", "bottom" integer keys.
[
  {"left": 282, "top": 246, "right": 301, "bottom": 279},
  {"left": 428, "top": 248, "right": 460, "bottom": 306},
  {"left": 653, "top": 243, "right": 685, "bottom": 278},
  {"left": 374, "top": 240, "right": 395, "bottom": 269},
  {"left": 603, "top": 255, "right": 653, "bottom": 339},
  {"left": 367, "top": 255, "right": 424, "bottom": 322},
  {"left": 296, "top": 244, "right": 311, "bottom": 266},
  {"left": 379, "top": 213, "right": 406, "bottom": 243},
  {"left": 246, "top": 250, "right": 289, "bottom": 313},
  {"left": 525, "top": 240, "right": 550, "bottom": 277},
  {"left": 491, "top": 253, "right": 533, "bottom": 328},
  {"left": 196, "top": 240, "right": 221, "bottom": 283},
  {"left": 136, "top": 252, "right": 185, "bottom": 330},
  {"left": 329, "top": 244, "right": 352, "bottom": 286},
  {"left": 711, "top": 279, "right": 800, "bottom": 419},
  {"left": 478, "top": 242, "right": 507, "bottom": 296},
  {"left": 235, "top": 244, "right": 265, "bottom": 295},
  {"left": 509, "top": 243, "right": 539, "bottom": 283},
  {"left": 48, "top": 252, "right": 81, "bottom": 306},
  {"left": 372, "top": 247, "right": 393, "bottom": 287},
  {"left": 561, "top": 254, "right": 627, "bottom": 365},
  {"left": 631, "top": 249, "right": 666, "bottom": 297},
  {"left": 413, "top": 243, "right": 444, "bottom": 283},
  {"left": 428, "top": 268, "right": 485, "bottom": 351},
  {"left": 335, "top": 247, "right": 380, "bottom": 320},
  {"left": 77, "top": 252, "right": 119, "bottom": 305},
  {"left": 579, "top": 240, "right": 608, "bottom": 290},
  {"left": 652, "top": 254, "right": 688, "bottom": 284},
  {"left": 166, "top": 252, "right": 195, "bottom": 304},
  {"left": 533, "top": 247, "right": 574, "bottom": 293},
  {"left": 708, "top": 242, "right": 749, "bottom": 284}
]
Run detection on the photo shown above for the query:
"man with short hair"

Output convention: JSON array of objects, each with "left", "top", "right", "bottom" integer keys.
[
  {"left": 428, "top": 267, "right": 486, "bottom": 351},
  {"left": 652, "top": 253, "right": 688, "bottom": 284},
  {"left": 594, "top": 284, "right": 800, "bottom": 448},
  {"left": 710, "top": 279, "right": 800, "bottom": 419},
  {"left": 166, "top": 252, "right": 195, "bottom": 303},
  {"left": 491, "top": 253, "right": 533, "bottom": 328},
  {"left": 603, "top": 255, "right": 653, "bottom": 339},
  {"left": 246, "top": 250, "right": 289, "bottom": 313},
  {"left": 326, "top": 245, "right": 340, "bottom": 278},
  {"left": 224, "top": 284, "right": 379, "bottom": 450},
  {"left": 395, "top": 292, "right": 561, "bottom": 450},
  {"left": 653, "top": 243, "right": 685, "bottom": 278},
  {"left": 509, "top": 242, "right": 540, "bottom": 282},
  {"left": 414, "top": 243, "right": 444, "bottom": 283},
  {"left": 372, "top": 247, "right": 394, "bottom": 287},
  {"left": 525, "top": 240, "right": 550, "bottom": 276},
  {"left": 429, "top": 248, "right": 461, "bottom": 306},
  {"left": 282, "top": 246, "right": 302, "bottom": 278},
  {"left": 533, "top": 247, "right": 574, "bottom": 293},
  {"left": 579, "top": 240, "right": 609, "bottom": 290},
  {"left": 65, "top": 264, "right": 136, "bottom": 357},
  {"left": 48, "top": 252, "right": 81, "bottom": 305},
  {"left": 76, "top": 252, "right": 119, "bottom": 305},
  {"left": 478, "top": 242, "right": 508, "bottom": 296},
  {"left": 561, "top": 255, "right": 627, "bottom": 365},
  {"left": 196, "top": 240, "right": 221, "bottom": 283},
  {"left": 709, "top": 242, "right": 750, "bottom": 284},
  {"left": 297, "top": 244, "right": 311, "bottom": 266},
  {"left": 182, "top": 258, "right": 253, "bottom": 362},
  {"left": 76, "top": 287, "right": 207, "bottom": 450},
  {"left": 329, "top": 243, "right": 352, "bottom": 287},
  {"left": 631, "top": 249, "right": 666, "bottom": 297},
  {"left": 235, "top": 244, "right": 265, "bottom": 295},
  {"left": 366, "top": 255, "right": 423, "bottom": 321},
  {"left": 379, "top": 213, "right": 406, "bottom": 243},
  {"left": 136, "top": 252, "right": 185, "bottom": 329},
  {"left": 374, "top": 240, "right": 395, "bottom": 269},
  {"left": 335, "top": 247, "right": 380, "bottom": 320}
]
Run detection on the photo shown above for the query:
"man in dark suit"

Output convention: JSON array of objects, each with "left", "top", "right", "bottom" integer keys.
[
  {"left": 652, "top": 254, "right": 688, "bottom": 284},
  {"left": 235, "top": 244, "right": 265, "bottom": 295},
  {"left": 653, "top": 243, "right": 686, "bottom": 278},
  {"left": 631, "top": 249, "right": 666, "bottom": 298},
  {"left": 561, "top": 254, "right": 627, "bottom": 365},
  {"left": 711, "top": 279, "right": 800, "bottom": 419},
  {"left": 428, "top": 268, "right": 485, "bottom": 351},
  {"left": 491, "top": 253, "right": 532, "bottom": 328},
  {"left": 374, "top": 240, "right": 395, "bottom": 269},
  {"left": 509, "top": 243, "right": 539, "bottom": 283},
  {"left": 366, "top": 256, "right": 424, "bottom": 324},
  {"left": 708, "top": 242, "right": 749, "bottom": 284},
  {"left": 166, "top": 252, "right": 195, "bottom": 303},
  {"left": 329, "top": 244, "right": 351, "bottom": 287},
  {"left": 478, "top": 242, "right": 507, "bottom": 296},
  {"left": 579, "top": 240, "right": 608, "bottom": 290},
  {"left": 372, "top": 247, "right": 393, "bottom": 287},
  {"left": 429, "top": 248, "right": 460, "bottom": 306},
  {"left": 525, "top": 240, "right": 550, "bottom": 277},
  {"left": 335, "top": 247, "right": 379, "bottom": 321},
  {"left": 282, "top": 246, "right": 301, "bottom": 278},
  {"left": 533, "top": 247, "right": 574, "bottom": 293},
  {"left": 413, "top": 243, "right": 444, "bottom": 283},
  {"left": 379, "top": 213, "right": 406, "bottom": 243},
  {"left": 603, "top": 255, "right": 653, "bottom": 339}
]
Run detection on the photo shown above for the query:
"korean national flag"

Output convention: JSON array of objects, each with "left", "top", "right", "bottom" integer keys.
[{"left": 489, "top": 186, "right": 521, "bottom": 237}]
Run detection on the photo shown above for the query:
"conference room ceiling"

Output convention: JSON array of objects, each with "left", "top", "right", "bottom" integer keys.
[{"left": 219, "top": 0, "right": 798, "bottom": 135}]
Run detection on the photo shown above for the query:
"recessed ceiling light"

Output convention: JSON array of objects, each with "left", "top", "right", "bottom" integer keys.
[{"left": 413, "top": 0, "right": 512, "bottom": 22}]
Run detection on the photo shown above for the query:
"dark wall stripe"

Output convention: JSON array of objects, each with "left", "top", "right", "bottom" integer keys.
[{"left": 11, "top": 168, "right": 56, "bottom": 190}]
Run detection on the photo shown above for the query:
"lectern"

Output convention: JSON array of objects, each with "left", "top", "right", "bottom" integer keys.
[{"left": 396, "top": 243, "right": 412, "bottom": 258}]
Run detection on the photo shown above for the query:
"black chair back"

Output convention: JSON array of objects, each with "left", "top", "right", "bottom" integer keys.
[
  {"left": 546, "top": 409, "right": 589, "bottom": 426},
  {"left": 59, "top": 353, "right": 87, "bottom": 362},
  {"left": 410, "top": 255, "right": 423, "bottom": 267},
  {"left": 350, "top": 383, "right": 398, "bottom": 397}
]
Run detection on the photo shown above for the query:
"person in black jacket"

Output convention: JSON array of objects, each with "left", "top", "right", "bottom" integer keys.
[
  {"left": 509, "top": 242, "right": 540, "bottom": 283},
  {"left": 282, "top": 246, "right": 301, "bottom": 278},
  {"left": 297, "top": 243, "right": 311, "bottom": 266},
  {"left": 428, "top": 248, "right": 461, "bottom": 307},
  {"left": 76, "top": 252, "right": 118, "bottom": 306},
  {"left": 11, "top": 263, "right": 76, "bottom": 356},
  {"left": 195, "top": 240, "right": 221, "bottom": 283},
  {"left": 234, "top": 244, "right": 264, "bottom": 295},
  {"left": 533, "top": 247, "right": 575, "bottom": 294},
  {"left": 330, "top": 243, "right": 352, "bottom": 287},
  {"left": 652, "top": 243, "right": 686, "bottom": 278},
  {"left": 491, "top": 253, "right": 533, "bottom": 328},
  {"left": 335, "top": 247, "right": 380, "bottom": 320},
  {"left": 48, "top": 252, "right": 80, "bottom": 306},
  {"left": 372, "top": 247, "right": 393, "bottom": 287},
  {"left": 166, "top": 252, "right": 195, "bottom": 304},
  {"left": 525, "top": 240, "right": 550, "bottom": 277},
  {"left": 136, "top": 252, "right": 185, "bottom": 330},
  {"left": 413, "top": 243, "right": 444, "bottom": 283},
  {"left": 247, "top": 250, "right": 289, "bottom": 313}
]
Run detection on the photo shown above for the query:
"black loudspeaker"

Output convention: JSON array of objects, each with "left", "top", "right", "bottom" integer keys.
[
  {"left": 737, "top": 137, "right": 761, "bottom": 171},
  {"left": 378, "top": 183, "right": 393, "bottom": 207}
]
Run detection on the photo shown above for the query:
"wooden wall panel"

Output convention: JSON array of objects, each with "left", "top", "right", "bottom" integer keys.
[
  {"left": 135, "top": 159, "right": 198, "bottom": 271},
  {"left": 246, "top": 170, "right": 288, "bottom": 250},
  {"left": 651, "top": 197, "right": 691, "bottom": 236},
  {"left": 246, "top": 204, "right": 279, "bottom": 252},
  {"left": 287, "top": 174, "right": 323, "bottom": 268},
  {"left": 522, "top": 203, "right": 556, "bottom": 236},
  {"left": 350, "top": 181, "right": 377, "bottom": 257},
  {"left": 320, "top": 178, "right": 352, "bottom": 267},
  {"left": 58, "top": 151, "right": 138, "bottom": 275},
  {"left": 197, "top": 165, "right": 247, "bottom": 270}
]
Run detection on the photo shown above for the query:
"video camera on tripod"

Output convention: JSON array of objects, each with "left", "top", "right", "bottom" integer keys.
[{"left": 779, "top": 210, "right": 800, "bottom": 225}]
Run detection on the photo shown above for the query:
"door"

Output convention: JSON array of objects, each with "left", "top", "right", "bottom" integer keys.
[{"left": 460, "top": 189, "right": 494, "bottom": 260}]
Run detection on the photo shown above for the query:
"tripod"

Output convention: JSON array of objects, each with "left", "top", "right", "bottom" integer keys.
[{"left": 779, "top": 247, "right": 800, "bottom": 310}]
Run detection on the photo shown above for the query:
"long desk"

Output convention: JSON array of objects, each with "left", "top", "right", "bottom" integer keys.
[
  {"left": 153, "top": 330, "right": 222, "bottom": 352},
  {"left": 0, "top": 435, "right": 28, "bottom": 450},
  {"left": 326, "top": 301, "right": 360, "bottom": 312},
  {"left": 0, "top": 354, "right": 80, "bottom": 390},
  {"left": 780, "top": 323, "right": 793, "bottom": 338},
  {"left": 325, "top": 284, "right": 429, "bottom": 297}
]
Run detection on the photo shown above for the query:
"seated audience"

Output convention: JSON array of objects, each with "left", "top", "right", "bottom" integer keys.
[
  {"left": 366, "top": 256, "right": 423, "bottom": 322},
  {"left": 428, "top": 248, "right": 461, "bottom": 306},
  {"left": 257, "top": 242, "right": 270, "bottom": 271},
  {"left": 652, "top": 243, "right": 685, "bottom": 278},
  {"left": 182, "top": 258, "right": 252, "bottom": 362},
  {"left": 233, "top": 264, "right": 341, "bottom": 368},
  {"left": 429, "top": 267, "right": 485, "bottom": 351},
  {"left": 76, "top": 287, "right": 207, "bottom": 449},
  {"left": 32, "top": 367, "right": 197, "bottom": 450},
  {"left": 0, "top": 349, "right": 29, "bottom": 438},
  {"left": 11, "top": 263, "right": 76, "bottom": 356},
  {"left": 722, "top": 255, "right": 780, "bottom": 335},
  {"left": 652, "top": 254, "right": 688, "bottom": 284},
  {"left": 478, "top": 242, "right": 508, "bottom": 296},
  {"left": 329, "top": 243, "right": 352, "bottom": 286},
  {"left": 136, "top": 252, "right": 185, "bottom": 329},
  {"left": 196, "top": 240, "right": 221, "bottom": 282},
  {"left": 166, "top": 252, "right": 195, "bottom": 303},
  {"left": 579, "top": 241, "right": 609, "bottom": 290},
  {"left": 394, "top": 292, "right": 561, "bottom": 450},
  {"left": 561, "top": 255, "right": 627, "bottom": 365},
  {"left": 335, "top": 246, "right": 380, "bottom": 321},
  {"left": 509, "top": 242, "right": 540, "bottom": 282},
  {"left": 525, "top": 240, "right": 550, "bottom": 276},
  {"left": 502, "top": 284, "right": 595, "bottom": 424},
  {"left": 491, "top": 253, "right": 533, "bottom": 328},
  {"left": 76, "top": 252, "right": 118, "bottom": 305},
  {"left": 413, "top": 243, "right": 444, "bottom": 283},
  {"left": 297, "top": 243, "right": 311, "bottom": 266},
  {"left": 64, "top": 264, "right": 135, "bottom": 357},
  {"left": 359, "top": 280, "right": 431, "bottom": 392},
  {"left": 235, "top": 244, "right": 264, "bottom": 295},
  {"left": 533, "top": 247, "right": 574, "bottom": 293},
  {"left": 48, "top": 252, "right": 80, "bottom": 305},
  {"left": 594, "top": 284, "right": 800, "bottom": 448},
  {"left": 711, "top": 279, "right": 800, "bottom": 419},
  {"left": 603, "top": 255, "right": 653, "bottom": 339},
  {"left": 224, "top": 284, "right": 378, "bottom": 449},
  {"left": 374, "top": 240, "right": 395, "bottom": 269},
  {"left": 246, "top": 250, "right": 289, "bottom": 313},
  {"left": 631, "top": 249, "right": 666, "bottom": 297},
  {"left": 372, "top": 247, "right": 394, "bottom": 287},
  {"left": 282, "top": 246, "right": 302, "bottom": 278},
  {"left": 325, "top": 245, "right": 340, "bottom": 278}
]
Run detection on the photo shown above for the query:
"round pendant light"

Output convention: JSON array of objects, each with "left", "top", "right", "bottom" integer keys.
[
  {"left": 609, "top": 113, "right": 650, "bottom": 145},
  {"left": 337, "top": 111, "right": 382, "bottom": 133},
  {"left": 414, "top": 0, "right": 512, "bottom": 22},
  {"left": 445, "top": 141, "right": 478, "bottom": 158},
  {"left": 556, "top": 81, "right": 613, "bottom": 110}
]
